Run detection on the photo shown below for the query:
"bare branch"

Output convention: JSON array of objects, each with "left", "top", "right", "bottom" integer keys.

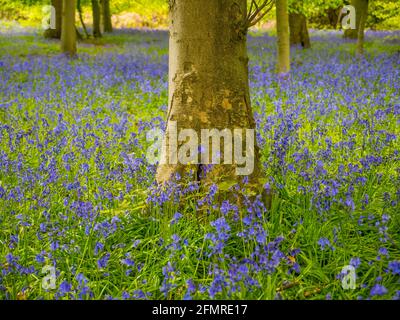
[{"left": 246, "top": 0, "right": 275, "bottom": 28}]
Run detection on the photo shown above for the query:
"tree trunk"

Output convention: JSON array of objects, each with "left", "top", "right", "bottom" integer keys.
[
  {"left": 61, "top": 0, "right": 76, "bottom": 56},
  {"left": 327, "top": 7, "right": 341, "bottom": 29},
  {"left": 91, "top": 0, "right": 102, "bottom": 38},
  {"left": 289, "top": 13, "right": 311, "bottom": 48},
  {"left": 156, "top": 0, "right": 269, "bottom": 205},
  {"left": 356, "top": 0, "right": 369, "bottom": 56},
  {"left": 344, "top": 0, "right": 368, "bottom": 39},
  {"left": 101, "top": 0, "right": 113, "bottom": 33},
  {"left": 276, "top": 0, "right": 290, "bottom": 76},
  {"left": 44, "top": 0, "right": 62, "bottom": 39},
  {"left": 78, "top": 0, "right": 90, "bottom": 38}
]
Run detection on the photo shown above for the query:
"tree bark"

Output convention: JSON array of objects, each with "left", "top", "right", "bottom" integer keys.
[
  {"left": 344, "top": 0, "right": 368, "bottom": 39},
  {"left": 356, "top": 0, "right": 369, "bottom": 56},
  {"left": 78, "top": 0, "right": 90, "bottom": 38},
  {"left": 157, "top": 0, "right": 269, "bottom": 205},
  {"left": 91, "top": 0, "right": 102, "bottom": 38},
  {"left": 61, "top": 0, "right": 76, "bottom": 56},
  {"left": 276, "top": 0, "right": 290, "bottom": 75},
  {"left": 101, "top": 0, "right": 113, "bottom": 33},
  {"left": 289, "top": 12, "right": 311, "bottom": 48},
  {"left": 327, "top": 7, "right": 341, "bottom": 29},
  {"left": 44, "top": 0, "right": 62, "bottom": 39}
]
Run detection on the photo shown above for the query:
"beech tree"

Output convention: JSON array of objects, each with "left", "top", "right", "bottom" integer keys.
[
  {"left": 61, "top": 0, "right": 76, "bottom": 56},
  {"left": 356, "top": 0, "right": 369, "bottom": 55},
  {"left": 288, "top": 0, "right": 311, "bottom": 49},
  {"left": 156, "top": 0, "right": 273, "bottom": 205},
  {"left": 344, "top": 0, "right": 369, "bottom": 39},
  {"left": 101, "top": 0, "right": 113, "bottom": 33},
  {"left": 92, "top": 0, "right": 102, "bottom": 38},
  {"left": 276, "top": 0, "right": 290, "bottom": 75}
]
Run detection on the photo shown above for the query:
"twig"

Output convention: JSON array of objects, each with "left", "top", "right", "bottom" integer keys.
[{"left": 246, "top": 0, "right": 275, "bottom": 28}]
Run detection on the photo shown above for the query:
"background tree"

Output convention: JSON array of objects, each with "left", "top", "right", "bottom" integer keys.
[
  {"left": 356, "top": 0, "right": 369, "bottom": 55},
  {"left": 91, "top": 0, "right": 102, "bottom": 37},
  {"left": 276, "top": 0, "right": 290, "bottom": 76},
  {"left": 288, "top": 0, "right": 311, "bottom": 48},
  {"left": 78, "top": 0, "right": 90, "bottom": 38},
  {"left": 61, "top": 0, "right": 76, "bottom": 56},
  {"left": 101, "top": 0, "right": 113, "bottom": 33},
  {"left": 344, "top": 0, "right": 368, "bottom": 38},
  {"left": 157, "top": 0, "right": 273, "bottom": 205},
  {"left": 44, "top": 0, "right": 62, "bottom": 39}
]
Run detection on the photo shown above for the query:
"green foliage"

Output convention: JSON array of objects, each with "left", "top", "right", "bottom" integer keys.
[
  {"left": 110, "top": 0, "right": 168, "bottom": 14},
  {"left": 368, "top": 0, "right": 400, "bottom": 30},
  {"left": 288, "top": 0, "right": 400, "bottom": 30},
  {"left": 1, "top": 0, "right": 399, "bottom": 30}
]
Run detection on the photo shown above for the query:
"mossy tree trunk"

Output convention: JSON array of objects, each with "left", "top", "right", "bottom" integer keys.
[
  {"left": 156, "top": 0, "right": 269, "bottom": 205},
  {"left": 91, "top": 0, "right": 102, "bottom": 38},
  {"left": 61, "top": 0, "right": 76, "bottom": 56},
  {"left": 344, "top": 0, "right": 368, "bottom": 39},
  {"left": 101, "top": 0, "right": 113, "bottom": 33},
  {"left": 289, "top": 12, "right": 311, "bottom": 48},
  {"left": 289, "top": 13, "right": 311, "bottom": 49},
  {"left": 276, "top": 0, "right": 290, "bottom": 75},
  {"left": 356, "top": 0, "right": 369, "bottom": 55},
  {"left": 44, "top": 0, "right": 62, "bottom": 39},
  {"left": 288, "top": 1, "right": 310, "bottom": 48}
]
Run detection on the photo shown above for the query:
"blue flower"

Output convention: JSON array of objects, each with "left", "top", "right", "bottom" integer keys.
[
  {"left": 59, "top": 281, "right": 72, "bottom": 296},
  {"left": 183, "top": 279, "right": 196, "bottom": 300},
  {"left": 388, "top": 261, "right": 400, "bottom": 275},
  {"left": 370, "top": 284, "right": 388, "bottom": 296},
  {"left": 35, "top": 254, "right": 45, "bottom": 264},
  {"left": 50, "top": 241, "right": 59, "bottom": 251},
  {"left": 326, "top": 293, "right": 332, "bottom": 300},
  {"left": 378, "top": 247, "right": 389, "bottom": 257},
  {"left": 122, "top": 291, "right": 130, "bottom": 299},
  {"left": 94, "top": 242, "right": 104, "bottom": 256},
  {"left": 121, "top": 257, "right": 135, "bottom": 267},
  {"left": 97, "top": 253, "right": 110, "bottom": 269},
  {"left": 132, "top": 290, "right": 146, "bottom": 299},
  {"left": 318, "top": 238, "right": 331, "bottom": 250},
  {"left": 170, "top": 212, "right": 182, "bottom": 225},
  {"left": 350, "top": 257, "right": 361, "bottom": 269}
]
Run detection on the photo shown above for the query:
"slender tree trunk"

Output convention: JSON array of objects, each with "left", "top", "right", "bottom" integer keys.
[
  {"left": 157, "top": 0, "right": 269, "bottom": 205},
  {"left": 61, "top": 0, "right": 76, "bottom": 56},
  {"left": 289, "top": 13, "right": 311, "bottom": 48},
  {"left": 344, "top": 0, "right": 368, "bottom": 39},
  {"left": 356, "top": 0, "right": 369, "bottom": 56},
  {"left": 76, "top": 26, "right": 83, "bottom": 40},
  {"left": 91, "top": 0, "right": 102, "bottom": 38},
  {"left": 276, "top": 0, "right": 290, "bottom": 75},
  {"left": 327, "top": 7, "right": 342, "bottom": 29},
  {"left": 44, "top": 0, "right": 62, "bottom": 39},
  {"left": 101, "top": 0, "right": 113, "bottom": 33},
  {"left": 78, "top": 0, "right": 90, "bottom": 38}
]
